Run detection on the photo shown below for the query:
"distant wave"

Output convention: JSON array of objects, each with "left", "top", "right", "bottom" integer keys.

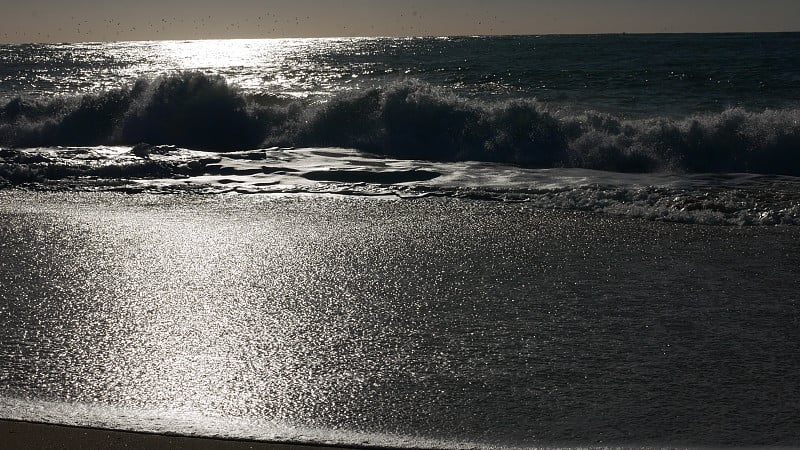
[{"left": 2, "top": 72, "right": 800, "bottom": 175}]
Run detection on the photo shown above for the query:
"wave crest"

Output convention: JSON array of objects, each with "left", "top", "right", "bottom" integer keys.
[
  {"left": 2, "top": 72, "right": 800, "bottom": 175},
  {"left": 564, "top": 108, "right": 800, "bottom": 174},
  {"left": 0, "top": 72, "right": 265, "bottom": 150}
]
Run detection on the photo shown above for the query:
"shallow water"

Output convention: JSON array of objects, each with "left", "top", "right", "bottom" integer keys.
[
  {"left": 4, "top": 146, "right": 800, "bottom": 226},
  {"left": 1, "top": 192, "right": 799, "bottom": 448}
]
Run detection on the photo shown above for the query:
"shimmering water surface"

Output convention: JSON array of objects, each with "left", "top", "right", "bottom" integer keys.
[
  {"left": 1, "top": 32, "right": 800, "bottom": 449},
  {"left": 1, "top": 192, "right": 799, "bottom": 448},
  {"left": 3, "top": 34, "right": 800, "bottom": 114},
  {"left": 2, "top": 34, "right": 800, "bottom": 177}
]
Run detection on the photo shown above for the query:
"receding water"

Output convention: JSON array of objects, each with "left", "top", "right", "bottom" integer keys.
[{"left": 1, "top": 192, "right": 799, "bottom": 448}]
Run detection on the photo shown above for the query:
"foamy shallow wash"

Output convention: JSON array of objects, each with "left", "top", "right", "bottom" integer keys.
[{"left": 2, "top": 145, "right": 800, "bottom": 225}]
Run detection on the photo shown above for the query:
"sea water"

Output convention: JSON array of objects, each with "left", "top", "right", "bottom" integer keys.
[
  {"left": 1, "top": 34, "right": 800, "bottom": 172},
  {"left": 2, "top": 192, "right": 799, "bottom": 448},
  {"left": 1, "top": 34, "right": 800, "bottom": 448}
]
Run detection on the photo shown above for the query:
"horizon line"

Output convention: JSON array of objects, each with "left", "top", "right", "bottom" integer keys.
[{"left": 2, "top": 29, "right": 800, "bottom": 46}]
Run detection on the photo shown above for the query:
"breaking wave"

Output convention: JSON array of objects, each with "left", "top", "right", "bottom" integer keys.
[{"left": 2, "top": 71, "right": 800, "bottom": 175}]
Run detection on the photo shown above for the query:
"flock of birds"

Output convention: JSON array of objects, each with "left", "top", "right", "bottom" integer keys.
[
  {"left": 2, "top": 9, "right": 505, "bottom": 43},
  {"left": 3, "top": 12, "right": 312, "bottom": 42}
]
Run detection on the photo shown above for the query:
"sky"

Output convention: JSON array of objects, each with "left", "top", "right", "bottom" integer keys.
[{"left": 2, "top": 0, "right": 799, "bottom": 43}]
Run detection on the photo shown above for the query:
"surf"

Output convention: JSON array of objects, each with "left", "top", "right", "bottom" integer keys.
[{"left": 2, "top": 72, "right": 800, "bottom": 176}]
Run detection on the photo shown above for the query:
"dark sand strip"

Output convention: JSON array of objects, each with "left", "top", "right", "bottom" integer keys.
[{"left": 0, "top": 420, "right": 365, "bottom": 450}]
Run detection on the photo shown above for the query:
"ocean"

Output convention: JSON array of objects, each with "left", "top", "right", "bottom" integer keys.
[{"left": 1, "top": 34, "right": 799, "bottom": 448}]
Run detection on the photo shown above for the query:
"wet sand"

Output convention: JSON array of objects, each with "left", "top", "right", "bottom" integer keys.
[{"left": 0, "top": 419, "right": 362, "bottom": 450}]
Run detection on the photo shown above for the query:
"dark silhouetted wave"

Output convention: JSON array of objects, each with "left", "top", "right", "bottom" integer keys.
[{"left": 2, "top": 72, "right": 800, "bottom": 175}]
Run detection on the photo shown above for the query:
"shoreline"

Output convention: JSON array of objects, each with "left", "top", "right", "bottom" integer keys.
[{"left": 0, "top": 419, "right": 373, "bottom": 450}]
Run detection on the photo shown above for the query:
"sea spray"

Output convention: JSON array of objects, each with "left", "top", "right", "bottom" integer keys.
[{"left": 2, "top": 73, "right": 800, "bottom": 175}]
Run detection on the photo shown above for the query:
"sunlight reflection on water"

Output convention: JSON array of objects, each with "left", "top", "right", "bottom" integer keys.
[
  {"left": 1, "top": 193, "right": 800, "bottom": 448},
  {"left": 123, "top": 38, "right": 375, "bottom": 97},
  {"left": 2, "top": 38, "right": 379, "bottom": 100}
]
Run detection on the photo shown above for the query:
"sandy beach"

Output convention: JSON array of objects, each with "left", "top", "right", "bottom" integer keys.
[{"left": 0, "top": 419, "right": 362, "bottom": 450}]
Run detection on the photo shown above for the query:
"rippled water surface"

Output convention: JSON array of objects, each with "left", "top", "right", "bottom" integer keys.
[
  {"left": 1, "top": 192, "right": 799, "bottom": 448},
  {"left": 3, "top": 34, "right": 800, "bottom": 177},
  {"left": 3, "top": 34, "right": 800, "bottom": 113}
]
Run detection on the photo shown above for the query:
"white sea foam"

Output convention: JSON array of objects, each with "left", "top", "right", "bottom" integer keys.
[{"left": 2, "top": 145, "right": 798, "bottom": 225}]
